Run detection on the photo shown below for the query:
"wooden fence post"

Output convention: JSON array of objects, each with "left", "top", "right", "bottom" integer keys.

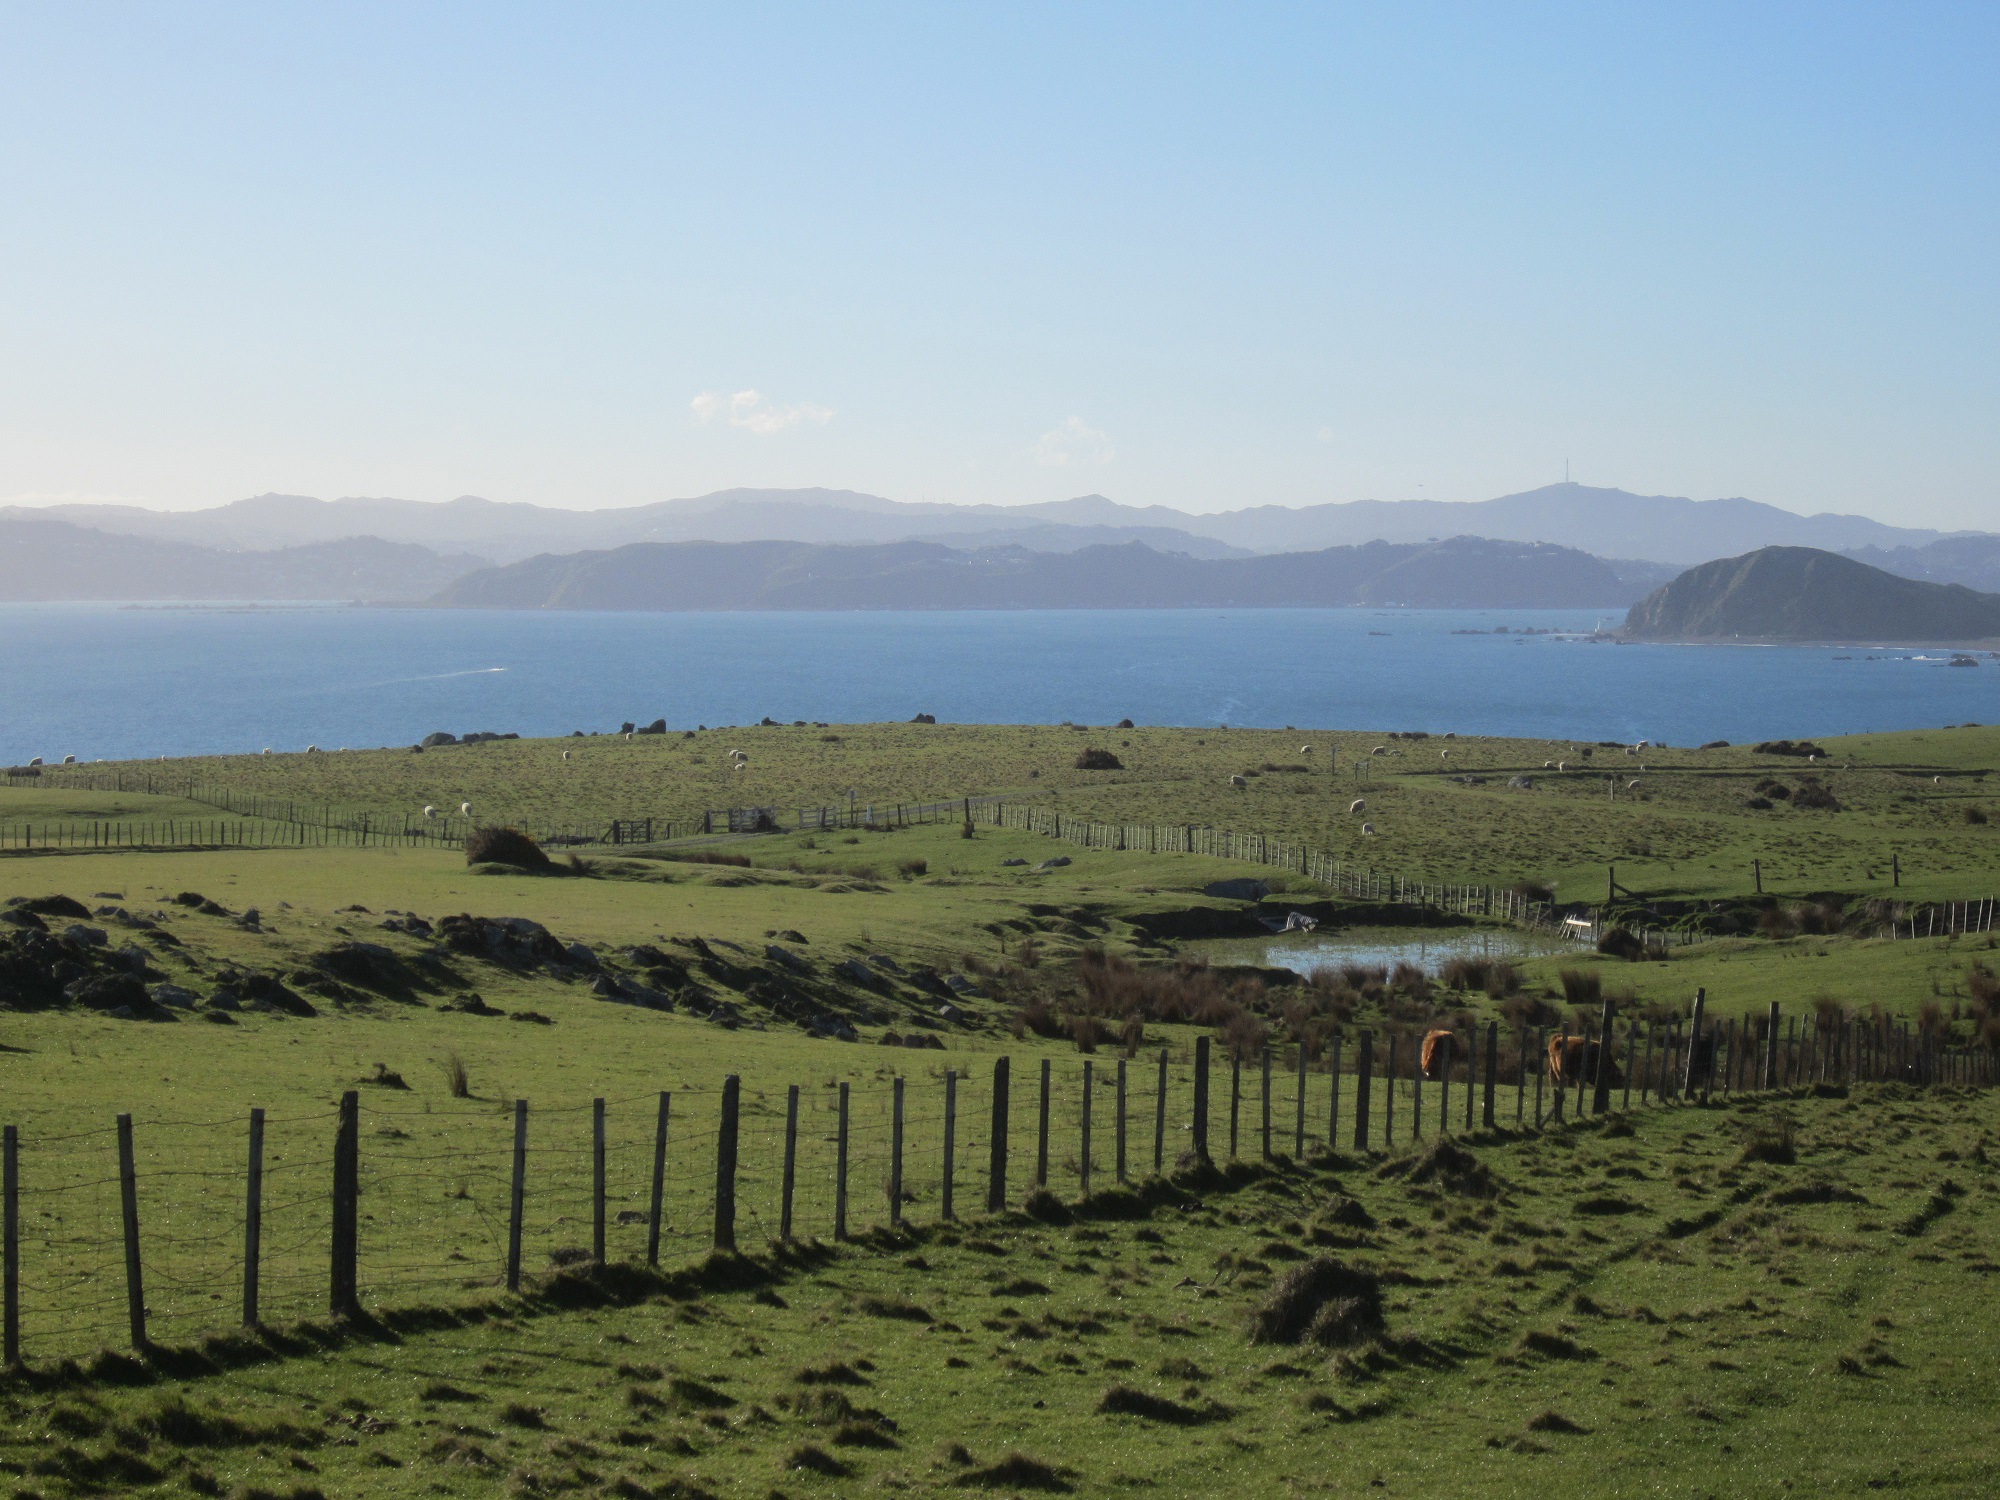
[
  {"left": 1230, "top": 1055, "right": 1241, "bottom": 1157},
  {"left": 1353, "top": 1031, "right": 1374, "bottom": 1151},
  {"left": 989, "top": 1059, "right": 1010, "bottom": 1210},
  {"left": 1482, "top": 1023, "right": 1498, "bottom": 1130},
  {"left": 508, "top": 1100, "right": 529, "bottom": 1290},
  {"left": 1153, "top": 1049, "right": 1168, "bottom": 1175},
  {"left": 592, "top": 1098, "right": 607, "bottom": 1264},
  {"left": 892, "top": 1072, "right": 908, "bottom": 1224},
  {"left": 781, "top": 1085, "right": 800, "bottom": 1239},
  {"left": 1114, "top": 1060, "right": 1127, "bottom": 1185},
  {"left": 1079, "top": 1061, "right": 1094, "bottom": 1199},
  {"left": 1593, "top": 996, "right": 1618, "bottom": 1113},
  {"left": 714, "top": 1075, "right": 740, "bottom": 1251},
  {"left": 1036, "top": 1060, "right": 1051, "bottom": 1186},
  {"left": 1764, "top": 1003, "right": 1782, "bottom": 1088},
  {"left": 330, "top": 1090, "right": 359, "bottom": 1319},
  {"left": 1295, "top": 1043, "right": 1307, "bottom": 1158},
  {"left": 1193, "top": 1037, "right": 1211, "bottom": 1160},
  {"left": 1532, "top": 1029, "right": 1546, "bottom": 1126},
  {"left": 3, "top": 1125, "right": 17, "bottom": 1367},
  {"left": 1260, "top": 1046, "right": 1273, "bottom": 1160},
  {"left": 835, "top": 1083, "right": 850, "bottom": 1240},
  {"left": 942, "top": 1071, "right": 958, "bottom": 1220},
  {"left": 1462, "top": 1027, "right": 1475, "bottom": 1132},
  {"left": 1385, "top": 1034, "right": 1398, "bottom": 1145},
  {"left": 646, "top": 1093, "right": 669, "bottom": 1265},
  {"left": 1328, "top": 1032, "right": 1343, "bottom": 1146},
  {"left": 243, "top": 1107, "right": 265, "bottom": 1327},
  {"left": 1681, "top": 990, "right": 1707, "bottom": 1100},
  {"left": 116, "top": 1113, "right": 146, "bottom": 1350}
]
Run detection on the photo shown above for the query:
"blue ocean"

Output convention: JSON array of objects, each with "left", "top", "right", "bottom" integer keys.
[{"left": 2, "top": 603, "right": 1990, "bottom": 764}]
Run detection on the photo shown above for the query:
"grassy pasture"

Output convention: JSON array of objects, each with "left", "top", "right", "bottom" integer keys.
[
  {"left": 21, "top": 720, "right": 2000, "bottom": 900},
  {"left": 0, "top": 1085, "right": 1994, "bottom": 1499}
]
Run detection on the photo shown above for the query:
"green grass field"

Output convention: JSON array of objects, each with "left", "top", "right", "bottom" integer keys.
[
  {"left": 3, "top": 722, "right": 1998, "bottom": 1497},
  {"left": 18, "top": 720, "right": 2000, "bottom": 900}
]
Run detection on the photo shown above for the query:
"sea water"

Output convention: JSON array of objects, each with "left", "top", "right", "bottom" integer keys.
[{"left": 2, "top": 603, "right": 1990, "bottom": 764}]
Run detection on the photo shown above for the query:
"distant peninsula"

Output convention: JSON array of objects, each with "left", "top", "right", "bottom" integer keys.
[
  {"left": 1622, "top": 546, "right": 2000, "bottom": 645},
  {"left": 424, "top": 536, "right": 1640, "bottom": 611}
]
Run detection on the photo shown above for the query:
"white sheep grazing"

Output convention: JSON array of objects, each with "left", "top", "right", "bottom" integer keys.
[
  {"left": 306, "top": 745, "right": 318, "bottom": 753},
  {"left": 1228, "top": 774, "right": 1248, "bottom": 788},
  {"left": 62, "top": 754, "right": 75, "bottom": 764},
  {"left": 262, "top": 748, "right": 273, "bottom": 756},
  {"left": 1360, "top": 822, "right": 1375, "bottom": 834},
  {"left": 1557, "top": 761, "right": 1568, "bottom": 772},
  {"left": 1809, "top": 753, "right": 1819, "bottom": 762},
  {"left": 1440, "top": 749, "right": 1450, "bottom": 760},
  {"left": 27, "top": 757, "right": 41, "bottom": 767},
  {"left": 1349, "top": 798, "right": 1366, "bottom": 814},
  {"left": 1300, "top": 744, "right": 1313, "bottom": 755},
  {"left": 422, "top": 805, "right": 437, "bottom": 819},
  {"left": 561, "top": 749, "right": 570, "bottom": 761},
  {"left": 460, "top": 802, "right": 473, "bottom": 816},
  {"left": 1623, "top": 746, "right": 1635, "bottom": 756},
  {"left": 729, "top": 748, "right": 747, "bottom": 760},
  {"left": 1627, "top": 779, "right": 1641, "bottom": 789},
  {"left": 734, "top": 761, "right": 748, "bottom": 773},
  {"left": 1543, "top": 760, "right": 1555, "bottom": 769},
  {"left": 1370, "top": 745, "right": 1386, "bottom": 756},
  {"left": 1935, "top": 775, "right": 1943, "bottom": 784}
]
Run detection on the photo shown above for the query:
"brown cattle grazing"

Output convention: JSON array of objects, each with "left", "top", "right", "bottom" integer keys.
[
  {"left": 1547, "top": 1034, "right": 1623, "bottom": 1088},
  {"left": 1419, "top": 1029, "right": 1457, "bottom": 1079}
]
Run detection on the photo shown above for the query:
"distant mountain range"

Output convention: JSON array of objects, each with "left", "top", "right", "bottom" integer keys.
[
  {"left": 429, "top": 535, "right": 1640, "bottom": 612},
  {"left": 1622, "top": 547, "right": 2000, "bottom": 645},
  {"left": 0, "top": 517, "right": 487, "bottom": 602},
  {"left": 5, "top": 482, "right": 1984, "bottom": 569}
]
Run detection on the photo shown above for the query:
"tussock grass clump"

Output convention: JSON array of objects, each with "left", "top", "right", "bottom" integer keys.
[
  {"left": 463, "top": 825, "right": 551, "bottom": 871},
  {"left": 956, "top": 1452, "right": 1073, "bottom": 1491},
  {"left": 786, "top": 1442, "right": 853, "bottom": 1476},
  {"left": 1247, "top": 1256, "right": 1385, "bottom": 1348},
  {"left": 1074, "top": 748, "right": 1123, "bottom": 770},
  {"left": 1559, "top": 968, "right": 1601, "bottom": 1005},
  {"left": 1737, "top": 1115, "right": 1797, "bottom": 1165},
  {"left": 438, "top": 1052, "right": 470, "bottom": 1099},
  {"left": 1094, "top": 1384, "right": 1227, "bottom": 1425},
  {"left": 1514, "top": 1329, "right": 1597, "bottom": 1361},
  {"left": 1378, "top": 1138, "right": 1505, "bottom": 1199},
  {"left": 1525, "top": 1408, "right": 1592, "bottom": 1433}
]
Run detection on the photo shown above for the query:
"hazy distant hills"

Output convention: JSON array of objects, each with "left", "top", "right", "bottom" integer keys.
[
  {"left": 1841, "top": 535, "right": 2000, "bottom": 594},
  {"left": 5, "top": 482, "right": 1982, "bottom": 569},
  {"left": 0, "top": 517, "right": 487, "bottom": 602},
  {"left": 1622, "top": 546, "right": 2000, "bottom": 644},
  {"left": 429, "top": 535, "right": 1638, "bottom": 612}
]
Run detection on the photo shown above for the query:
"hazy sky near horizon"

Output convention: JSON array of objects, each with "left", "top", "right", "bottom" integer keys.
[{"left": 2, "top": 3, "right": 1996, "bottom": 527}]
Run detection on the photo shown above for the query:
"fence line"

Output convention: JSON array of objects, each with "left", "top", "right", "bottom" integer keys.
[
  {"left": 10, "top": 771, "right": 1994, "bottom": 943},
  {"left": 2, "top": 1008, "right": 1989, "bottom": 1370}
]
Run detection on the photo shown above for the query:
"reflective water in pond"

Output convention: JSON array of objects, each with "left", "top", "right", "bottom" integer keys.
[{"left": 1197, "top": 925, "right": 1580, "bottom": 977}]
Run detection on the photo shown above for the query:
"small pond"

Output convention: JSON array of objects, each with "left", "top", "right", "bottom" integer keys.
[{"left": 1195, "top": 925, "right": 1581, "bottom": 978}]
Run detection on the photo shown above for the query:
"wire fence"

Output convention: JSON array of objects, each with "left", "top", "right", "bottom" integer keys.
[{"left": 4, "top": 1004, "right": 1991, "bottom": 1370}]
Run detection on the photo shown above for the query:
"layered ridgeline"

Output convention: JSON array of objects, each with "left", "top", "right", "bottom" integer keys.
[
  {"left": 1623, "top": 546, "right": 2000, "bottom": 644},
  {"left": 0, "top": 517, "right": 487, "bottom": 603},
  {"left": 427, "top": 535, "right": 1637, "bottom": 611}
]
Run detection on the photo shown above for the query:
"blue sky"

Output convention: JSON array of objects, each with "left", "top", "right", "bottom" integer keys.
[{"left": 1, "top": 2, "right": 1995, "bottom": 525}]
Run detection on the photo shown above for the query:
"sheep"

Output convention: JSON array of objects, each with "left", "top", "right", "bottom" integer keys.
[
  {"left": 1623, "top": 746, "right": 1636, "bottom": 756},
  {"left": 306, "top": 745, "right": 318, "bottom": 753},
  {"left": 1627, "top": 779, "right": 1641, "bottom": 789},
  {"left": 1370, "top": 745, "right": 1387, "bottom": 756},
  {"left": 734, "top": 762, "right": 748, "bottom": 773},
  {"left": 62, "top": 754, "right": 75, "bottom": 764},
  {"left": 1439, "top": 749, "right": 1450, "bottom": 760},
  {"left": 1300, "top": 744, "right": 1313, "bottom": 755},
  {"left": 1557, "top": 761, "right": 1568, "bottom": 772},
  {"left": 26, "top": 757, "right": 41, "bottom": 767},
  {"left": 422, "top": 805, "right": 437, "bottom": 819},
  {"left": 1360, "top": 822, "right": 1375, "bottom": 834},
  {"left": 729, "top": 748, "right": 748, "bottom": 760},
  {"left": 1228, "top": 774, "right": 1249, "bottom": 788},
  {"left": 561, "top": 750, "right": 570, "bottom": 761},
  {"left": 1543, "top": 760, "right": 1555, "bottom": 769},
  {"left": 1935, "top": 775, "right": 1943, "bottom": 784},
  {"left": 262, "top": 748, "right": 273, "bottom": 756},
  {"left": 460, "top": 802, "right": 473, "bottom": 817},
  {"left": 1349, "top": 798, "right": 1366, "bottom": 814}
]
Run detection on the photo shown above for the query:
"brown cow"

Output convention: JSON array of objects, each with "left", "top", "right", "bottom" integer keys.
[
  {"left": 1547, "top": 1034, "right": 1623, "bottom": 1088},
  {"left": 1419, "top": 1029, "right": 1457, "bottom": 1079}
]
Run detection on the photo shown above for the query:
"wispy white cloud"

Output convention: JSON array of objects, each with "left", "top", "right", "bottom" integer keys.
[
  {"left": 1033, "top": 415, "right": 1115, "bottom": 467},
  {"left": 689, "top": 389, "right": 834, "bottom": 434}
]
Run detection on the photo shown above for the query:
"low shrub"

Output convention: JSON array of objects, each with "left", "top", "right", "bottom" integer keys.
[
  {"left": 1074, "top": 748, "right": 1124, "bottom": 770},
  {"left": 464, "top": 826, "right": 551, "bottom": 871},
  {"left": 1247, "top": 1257, "right": 1385, "bottom": 1347}
]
